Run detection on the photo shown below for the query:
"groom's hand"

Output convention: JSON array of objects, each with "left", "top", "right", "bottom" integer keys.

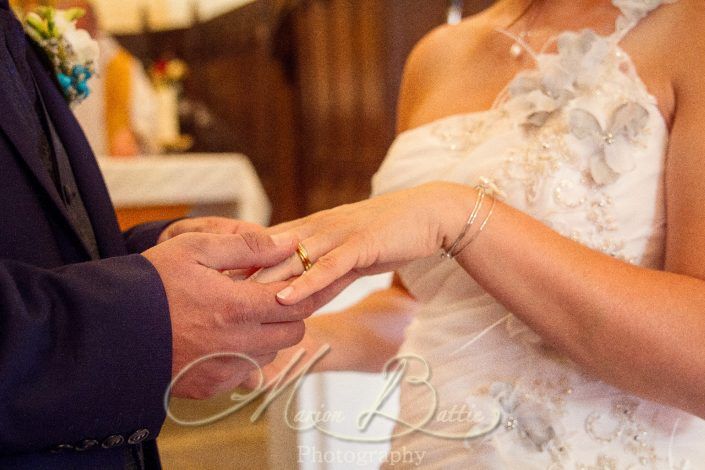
[
  {"left": 157, "top": 217, "right": 263, "bottom": 244},
  {"left": 143, "top": 231, "right": 342, "bottom": 399}
]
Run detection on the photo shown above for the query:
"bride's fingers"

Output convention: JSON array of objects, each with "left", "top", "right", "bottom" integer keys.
[
  {"left": 251, "top": 252, "right": 304, "bottom": 283},
  {"left": 251, "top": 233, "right": 337, "bottom": 284},
  {"left": 264, "top": 222, "right": 297, "bottom": 236},
  {"left": 265, "top": 218, "right": 314, "bottom": 238},
  {"left": 276, "top": 244, "right": 359, "bottom": 305},
  {"left": 250, "top": 233, "right": 345, "bottom": 284}
]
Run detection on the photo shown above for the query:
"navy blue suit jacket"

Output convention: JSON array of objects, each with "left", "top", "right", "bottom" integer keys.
[{"left": 0, "top": 4, "right": 173, "bottom": 468}]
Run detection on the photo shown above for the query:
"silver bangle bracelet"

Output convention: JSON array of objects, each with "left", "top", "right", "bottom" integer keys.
[
  {"left": 441, "top": 186, "right": 486, "bottom": 259},
  {"left": 453, "top": 194, "right": 496, "bottom": 257},
  {"left": 441, "top": 184, "right": 497, "bottom": 259}
]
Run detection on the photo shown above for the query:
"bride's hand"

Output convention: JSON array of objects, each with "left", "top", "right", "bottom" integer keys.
[{"left": 254, "top": 182, "right": 473, "bottom": 304}]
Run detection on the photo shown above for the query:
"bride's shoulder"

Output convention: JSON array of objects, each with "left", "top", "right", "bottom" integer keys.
[
  {"left": 671, "top": 0, "right": 705, "bottom": 43},
  {"left": 396, "top": 12, "right": 494, "bottom": 130},
  {"left": 405, "top": 12, "right": 495, "bottom": 75},
  {"left": 623, "top": 0, "right": 705, "bottom": 109},
  {"left": 646, "top": 0, "right": 705, "bottom": 45},
  {"left": 670, "top": 0, "right": 705, "bottom": 17},
  {"left": 659, "top": 0, "right": 705, "bottom": 83}
]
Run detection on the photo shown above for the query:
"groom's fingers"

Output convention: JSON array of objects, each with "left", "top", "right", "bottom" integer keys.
[
  {"left": 225, "top": 275, "right": 347, "bottom": 325},
  {"left": 217, "top": 267, "right": 357, "bottom": 340},
  {"left": 208, "top": 353, "right": 276, "bottom": 396},
  {"left": 183, "top": 232, "right": 298, "bottom": 271},
  {"left": 190, "top": 352, "right": 279, "bottom": 398},
  {"left": 225, "top": 280, "right": 314, "bottom": 324}
]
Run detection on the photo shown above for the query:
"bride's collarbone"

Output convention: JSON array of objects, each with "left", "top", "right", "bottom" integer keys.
[
  {"left": 407, "top": 2, "right": 681, "bottom": 129},
  {"left": 415, "top": 36, "right": 674, "bottom": 128}
]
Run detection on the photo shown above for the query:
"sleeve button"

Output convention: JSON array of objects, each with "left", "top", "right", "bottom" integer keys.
[
  {"left": 102, "top": 434, "right": 125, "bottom": 449},
  {"left": 127, "top": 429, "right": 150, "bottom": 445},
  {"left": 50, "top": 444, "right": 74, "bottom": 454},
  {"left": 75, "top": 439, "right": 99, "bottom": 452}
]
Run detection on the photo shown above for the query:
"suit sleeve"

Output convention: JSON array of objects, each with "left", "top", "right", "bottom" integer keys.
[
  {"left": 122, "top": 219, "right": 179, "bottom": 254},
  {"left": 0, "top": 254, "right": 172, "bottom": 455}
]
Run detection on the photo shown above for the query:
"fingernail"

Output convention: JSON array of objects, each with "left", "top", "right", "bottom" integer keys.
[
  {"left": 271, "top": 233, "right": 294, "bottom": 248},
  {"left": 277, "top": 286, "right": 294, "bottom": 301}
]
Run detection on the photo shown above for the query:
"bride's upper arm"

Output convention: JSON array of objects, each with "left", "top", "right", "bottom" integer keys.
[{"left": 663, "top": 3, "right": 705, "bottom": 280}]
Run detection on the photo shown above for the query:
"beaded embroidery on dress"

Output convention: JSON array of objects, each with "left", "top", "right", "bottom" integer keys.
[{"left": 371, "top": 1, "right": 704, "bottom": 468}]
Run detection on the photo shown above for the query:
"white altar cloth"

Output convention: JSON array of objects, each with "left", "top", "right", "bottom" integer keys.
[{"left": 97, "top": 153, "right": 271, "bottom": 226}]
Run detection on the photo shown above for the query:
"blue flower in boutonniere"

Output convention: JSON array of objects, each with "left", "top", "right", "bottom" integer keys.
[{"left": 23, "top": 6, "right": 99, "bottom": 106}]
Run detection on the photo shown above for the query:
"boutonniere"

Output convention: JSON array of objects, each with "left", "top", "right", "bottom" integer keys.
[{"left": 23, "top": 7, "right": 99, "bottom": 106}]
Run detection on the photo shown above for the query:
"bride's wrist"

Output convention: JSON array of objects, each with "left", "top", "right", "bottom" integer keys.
[{"left": 431, "top": 183, "right": 480, "bottom": 253}]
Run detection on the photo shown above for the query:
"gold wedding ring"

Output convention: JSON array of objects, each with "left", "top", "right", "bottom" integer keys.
[{"left": 296, "top": 243, "right": 313, "bottom": 272}]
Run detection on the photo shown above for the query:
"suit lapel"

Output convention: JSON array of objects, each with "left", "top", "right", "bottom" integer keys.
[
  {"left": 0, "top": 11, "right": 124, "bottom": 259},
  {"left": 0, "top": 23, "right": 90, "bottom": 252},
  {"left": 26, "top": 42, "right": 127, "bottom": 258}
]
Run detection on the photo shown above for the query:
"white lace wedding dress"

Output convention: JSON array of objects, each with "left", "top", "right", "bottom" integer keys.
[{"left": 371, "top": 1, "right": 705, "bottom": 468}]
